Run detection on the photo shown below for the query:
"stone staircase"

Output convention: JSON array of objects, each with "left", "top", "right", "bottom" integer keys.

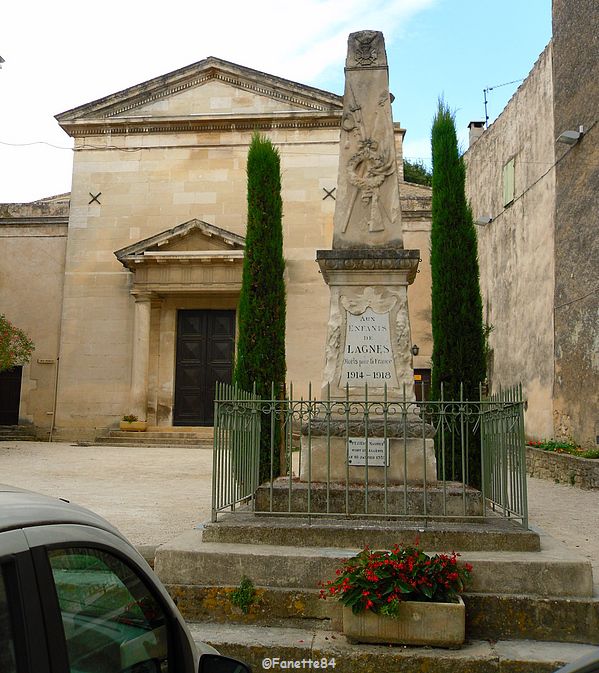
[
  {"left": 94, "top": 426, "right": 213, "bottom": 449},
  {"left": 0, "top": 425, "right": 38, "bottom": 441},
  {"left": 154, "top": 513, "right": 599, "bottom": 672}
]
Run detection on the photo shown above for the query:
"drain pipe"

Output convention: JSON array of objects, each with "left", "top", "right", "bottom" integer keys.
[{"left": 48, "top": 355, "right": 60, "bottom": 442}]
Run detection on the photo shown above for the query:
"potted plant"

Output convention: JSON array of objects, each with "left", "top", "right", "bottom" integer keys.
[
  {"left": 320, "top": 544, "right": 472, "bottom": 647},
  {"left": 119, "top": 414, "right": 147, "bottom": 432}
]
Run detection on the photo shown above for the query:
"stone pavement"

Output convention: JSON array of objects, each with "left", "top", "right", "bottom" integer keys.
[{"left": 0, "top": 440, "right": 598, "bottom": 580}]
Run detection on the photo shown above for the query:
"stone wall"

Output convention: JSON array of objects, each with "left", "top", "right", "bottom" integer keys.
[
  {"left": 464, "top": 46, "right": 555, "bottom": 441},
  {"left": 551, "top": 0, "right": 599, "bottom": 447},
  {"left": 0, "top": 195, "right": 69, "bottom": 433},
  {"left": 526, "top": 446, "right": 599, "bottom": 490}
]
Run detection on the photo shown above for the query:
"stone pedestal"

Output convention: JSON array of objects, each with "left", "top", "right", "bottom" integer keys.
[{"left": 316, "top": 249, "right": 420, "bottom": 401}]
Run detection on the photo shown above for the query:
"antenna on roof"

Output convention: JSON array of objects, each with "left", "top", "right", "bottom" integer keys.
[{"left": 483, "top": 78, "right": 524, "bottom": 128}]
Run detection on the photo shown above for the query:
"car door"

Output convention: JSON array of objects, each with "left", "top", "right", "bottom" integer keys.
[
  {"left": 0, "top": 529, "right": 51, "bottom": 673},
  {"left": 23, "top": 524, "right": 197, "bottom": 673}
]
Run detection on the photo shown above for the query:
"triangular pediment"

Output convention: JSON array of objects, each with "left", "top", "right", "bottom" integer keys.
[
  {"left": 115, "top": 219, "right": 244, "bottom": 270},
  {"left": 57, "top": 57, "right": 342, "bottom": 125}
]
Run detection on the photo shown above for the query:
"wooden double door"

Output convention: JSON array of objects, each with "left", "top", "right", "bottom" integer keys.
[{"left": 173, "top": 310, "right": 235, "bottom": 426}]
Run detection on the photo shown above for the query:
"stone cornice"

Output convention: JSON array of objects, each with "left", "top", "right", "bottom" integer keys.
[
  {"left": 316, "top": 248, "right": 420, "bottom": 284},
  {"left": 61, "top": 110, "right": 344, "bottom": 137}
]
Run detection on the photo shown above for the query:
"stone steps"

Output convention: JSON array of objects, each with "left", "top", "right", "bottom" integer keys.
[
  {"left": 0, "top": 425, "right": 37, "bottom": 441},
  {"left": 94, "top": 431, "right": 213, "bottom": 448},
  {"left": 188, "top": 622, "right": 599, "bottom": 673},
  {"left": 155, "top": 530, "right": 594, "bottom": 598},
  {"left": 169, "top": 583, "right": 599, "bottom": 644},
  {"left": 155, "top": 520, "right": 599, "bottom": 645},
  {"left": 201, "top": 513, "right": 540, "bottom": 552}
]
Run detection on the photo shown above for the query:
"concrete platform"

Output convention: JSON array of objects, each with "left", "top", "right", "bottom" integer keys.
[
  {"left": 255, "top": 478, "right": 484, "bottom": 517},
  {"left": 188, "top": 622, "right": 599, "bottom": 673},
  {"left": 202, "top": 512, "right": 541, "bottom": 551}
]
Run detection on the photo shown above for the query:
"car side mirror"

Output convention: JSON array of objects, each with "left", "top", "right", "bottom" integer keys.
[{"left": 198, "top": 653, "right": 252, "bottom": 673}]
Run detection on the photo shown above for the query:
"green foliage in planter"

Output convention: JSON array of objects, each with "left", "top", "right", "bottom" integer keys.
[
  {"left": 527, "top": 439, "right": 599, "bottom": 459},
  {"left": 233, "top": 133, "right": 286, "bottom": 483},
  {"left": 0, "top": 314, "right": 34, "bottom": 372},
  {"left": 122, "top": 414, "right": 139, "bottom": 423},
  {"left": 430, "top": 101, "right": 486, "bottom": 488},
  {"left": 320, "top": 545, "right": 472, "bottom": 617},
  {"left": 230, "top": 576, "right": 259, "bottom": 614}
]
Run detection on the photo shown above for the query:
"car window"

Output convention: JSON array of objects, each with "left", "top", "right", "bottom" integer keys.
[
  {"left": 0, "top": 567, "right": 18, "bottom": 673},
  {"left": 48, "top": 547, "right": 169, "bottom": 673}
]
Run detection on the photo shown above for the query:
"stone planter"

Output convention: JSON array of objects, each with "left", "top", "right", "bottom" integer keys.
[
  {"left": 119, "top": 420, "right": 148, "bottom": 432},
  {"left": 342, "top": 596, "right": 465, "bottom": 647}
]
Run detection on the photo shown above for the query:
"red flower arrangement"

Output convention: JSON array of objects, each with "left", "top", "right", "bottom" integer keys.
[{"left": 320, "top": 544, "right": 472, "bottom": 617}]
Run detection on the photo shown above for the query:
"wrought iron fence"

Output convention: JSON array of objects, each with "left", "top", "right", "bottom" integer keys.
[{"left": 211, "top": 382, "right": 527, "bottom": 528}]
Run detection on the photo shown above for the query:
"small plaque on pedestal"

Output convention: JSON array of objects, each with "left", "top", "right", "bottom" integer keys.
[{"left": 347, "top": 437, "right": 390, "bottom": 467}]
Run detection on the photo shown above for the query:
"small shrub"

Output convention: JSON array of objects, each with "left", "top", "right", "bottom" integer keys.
[
  {"left": 230, "top": 576, "right": 258, "bottom": 614},
  {"left": 122, "top": 414, "right": 139, "bottom": 423}
]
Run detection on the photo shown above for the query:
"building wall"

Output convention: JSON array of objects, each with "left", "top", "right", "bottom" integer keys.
[
  {"left": 54, "top": 122, "right": 340, "bottom": 436},
  {"left": 464, "top": 45, "right": 556, "bottom": 440},
  {"left": 551, "top": 0, "right": 599, "bottom": 447},
  {"left": 0, "top": 198, "right": 68, "bottom": 434},
  {"left": 2, "top": 77, "right": 431, "bottom": 439}
]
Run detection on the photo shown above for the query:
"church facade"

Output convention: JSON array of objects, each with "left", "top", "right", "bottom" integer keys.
[{"left": 0, "top": 57, "right": 432, "bottom": 439}]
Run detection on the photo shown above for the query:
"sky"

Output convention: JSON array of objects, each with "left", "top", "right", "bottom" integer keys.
[{"left": 0, "top": 0, "right": 552, "bottom": 203}]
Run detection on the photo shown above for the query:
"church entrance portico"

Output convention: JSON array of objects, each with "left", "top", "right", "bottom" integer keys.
[{"left": 115, "top": 219, "right": 244, "bottom": 428}]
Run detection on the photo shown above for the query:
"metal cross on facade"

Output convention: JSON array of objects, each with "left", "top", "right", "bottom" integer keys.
[
  {"left": 322, "top": 187, "right": 336, "bottom": 201},
  {"left": 88, "top": 192, "right": 102, "bottom": 205}
]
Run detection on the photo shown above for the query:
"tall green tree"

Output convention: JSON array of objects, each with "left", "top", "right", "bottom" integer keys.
[
  {"left": 234, "top": 133, "right": 286, "bottom": 483},
  {"left": 0, "top": 314, "right": 34, "bottom": 372},
  {"left": 430, "top": 101, "right": 486, "bottom": 488}
]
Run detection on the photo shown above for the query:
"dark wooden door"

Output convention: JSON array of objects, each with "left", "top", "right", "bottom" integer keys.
[
  {"left": 173, "top": 310, "right": 235, "bottom": 426},
  {"left": 0, "top": 366, "right": 22, "bottom": 425}
]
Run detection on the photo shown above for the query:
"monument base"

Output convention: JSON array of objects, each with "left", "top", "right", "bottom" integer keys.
[
  {"left": 299, "top": 435, "right": 436, "bottom": 485},
  {"left": 256, "top": 479, "right": 482, "bottom": 518}
]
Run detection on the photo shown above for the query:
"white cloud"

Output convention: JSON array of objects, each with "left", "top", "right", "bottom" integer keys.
[{"left": 0, "top": 0, "right": 437, "bottom": 201}]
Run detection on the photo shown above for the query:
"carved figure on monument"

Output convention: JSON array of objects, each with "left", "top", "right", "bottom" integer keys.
[{"left": 333, "top": 30, "right": 403, "bottom": 249}]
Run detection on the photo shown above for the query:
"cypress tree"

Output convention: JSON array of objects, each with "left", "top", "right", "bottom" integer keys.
[
  {"left": 430, "top": 101, "right": 486, "bottom": 488},
  {"left": 234, "top": 133, "right": 286, "bottom": 483}
]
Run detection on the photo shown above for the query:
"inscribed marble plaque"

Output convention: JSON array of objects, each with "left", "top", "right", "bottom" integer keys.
[
  {"left": 340, "top": 308, "right": 398, "bottom": 387},
  {"left": 347, "top": 437, "right": 390, "bottom": 467}
]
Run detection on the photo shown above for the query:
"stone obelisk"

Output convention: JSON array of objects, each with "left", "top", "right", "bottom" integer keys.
[
  {"left": 301, "top": 30, "right": 436, "bottom": 484},
  {"left": 318, "top": 30, "right": 420, "bottom": 402}
]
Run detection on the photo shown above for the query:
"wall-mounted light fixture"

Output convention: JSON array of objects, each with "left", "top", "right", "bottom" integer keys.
[
  {"left": 475, "top": 215, "right": 493, "bottom": 226},
  {"left": 556, "top": 126, "right": 584, "bottom": 145},
  {"left": 411, "top": 344, "right": 419, "bottom": 356}
]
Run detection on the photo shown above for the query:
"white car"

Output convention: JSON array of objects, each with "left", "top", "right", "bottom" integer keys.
[
  {"left": 0, "top": 483, "right": 250, "bottom": 673},
  {"left": 555, "top": 652, "right": 599, "bottom": 673}
]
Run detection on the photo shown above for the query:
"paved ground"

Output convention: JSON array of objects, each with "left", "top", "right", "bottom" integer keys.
[
  {"left": 0, "top": 441, "right": 213, "bottom": 547},
  {"left": 1, "top": 440, "right": 598, "bottom": 579}
]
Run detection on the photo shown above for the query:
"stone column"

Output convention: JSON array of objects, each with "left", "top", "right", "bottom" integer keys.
[{"left": 130, "top": 291, "right": 152, "bottom": 421}]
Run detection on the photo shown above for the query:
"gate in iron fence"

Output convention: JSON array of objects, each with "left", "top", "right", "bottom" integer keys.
[{"left": 211, "top": 382, "right": 527, "bottom": 528}]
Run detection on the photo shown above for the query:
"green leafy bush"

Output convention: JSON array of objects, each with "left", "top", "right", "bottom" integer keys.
[{"left": 320, "top": 545, "right": 472, "bottom": 617}]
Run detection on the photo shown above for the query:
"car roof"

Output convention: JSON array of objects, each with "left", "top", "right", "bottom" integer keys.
[{"left": 0, "top": 483, "right": 123, "bottom": 538}]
